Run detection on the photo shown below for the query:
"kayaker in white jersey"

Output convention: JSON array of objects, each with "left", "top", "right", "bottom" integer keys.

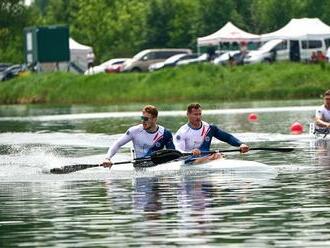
[
  {"left": 315, "top": 89, "right": 330, "bottom": 131},
  {"left": 174, "top": 103, "right": 249, "bottom": 164},
  {"left": 102, "top": 105, "right": 175, "bottom": 169}
]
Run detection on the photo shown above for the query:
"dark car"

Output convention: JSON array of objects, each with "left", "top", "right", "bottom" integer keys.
[
  {"left": 0, "top": 64, "right": 25, "bottom": 81},
  {"left": 213, "top": 51, "right": 247, "bottom": 66},
  {"left": 164, "top": 53, "right": 199, "bottom": 67},
  {"left": 149, "top": 53, "right": 199, "bottom": 71},
  {"left": 0, "top": 63, "right": 12, "bottom": 72}
]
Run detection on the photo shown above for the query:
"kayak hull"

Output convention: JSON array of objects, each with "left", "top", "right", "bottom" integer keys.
[{"left": 111, "top": 158, "right": 277, "bottom": 175}]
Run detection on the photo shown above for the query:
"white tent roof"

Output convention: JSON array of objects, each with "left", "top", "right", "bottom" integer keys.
[
  {"left": 197, "top": 22, "right": 260, "bottom": 46},
  {"left": 261, "top": 18, "right": 330, "bottom": 41},
  {"left": 69, "top": 38, "right": 93, "bottom": 51}
]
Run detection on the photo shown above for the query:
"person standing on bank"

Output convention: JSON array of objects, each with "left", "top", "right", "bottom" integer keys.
[
  {"left": 315, "top": 89, "right": 330, "bottom": 130},
  {"left": 86, "top": 50, "right": 95, "bottom": 71},
  {"left": 174, "top": 103, "right": 249, "bottom": 164},
  {"left": 102, "top": 105, "right": 175, "bottom": 169}
]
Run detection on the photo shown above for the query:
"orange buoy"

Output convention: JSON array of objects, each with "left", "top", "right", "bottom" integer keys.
[
  {"left": 290, "top": 122, "right": 304, "bottom": 134},
  {"left": 248, "top": 113, "right": 258, "bottom": 122}
]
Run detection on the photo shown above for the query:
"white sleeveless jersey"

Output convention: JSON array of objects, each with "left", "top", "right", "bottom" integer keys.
[
  {"left": 315, "top": 105, "right": 330, "bottom": 126},
  {"left": 106, "top": 124, "right": 174, "bottom": 159},
  {"left": 174, "top": 121, "right": 241, "bottom": 152},
  {"left": 174, "top": 121, "right": 211, "bottom": 152}
]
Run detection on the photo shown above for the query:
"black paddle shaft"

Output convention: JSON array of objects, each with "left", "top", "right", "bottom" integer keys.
[
  {"left": 148, "top": 147, "right": 295, "bottom": 164},
  {"left": 219, "top": 147, "right": 295, "bottom": 153}
]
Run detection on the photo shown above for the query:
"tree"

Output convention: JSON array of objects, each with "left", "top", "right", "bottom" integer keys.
[
  {"left": 143, "top": 0, "right": 199, "bottom": 49},
  {"left": 109, "top": 0, "right": 149, "bottom": 57},
  {"left": 0, "top": 0, "right": 29, "bottom": 62},
  {"left": 250, "top": 0, "right": 303, "bottom": 33},
  {"left": 302, "top": 0, "right": 330, "bottom": 24},
  {"left": 196, "top": 0, "right": 236, "bottom": 37}
]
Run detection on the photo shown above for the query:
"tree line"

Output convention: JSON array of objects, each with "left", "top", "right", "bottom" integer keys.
[{"left": 1, "top": 0, "right": 330, "bottom": 64}]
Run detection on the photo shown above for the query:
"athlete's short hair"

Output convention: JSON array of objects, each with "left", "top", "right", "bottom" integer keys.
[
  {"left": 187, "top": 103, "right": 201, "bottom": 113},
  {"left": 143, "top": 105, "right": 158, "bottom": 118},
  {"left": 324, "top": 89, "right": 330, "bottom": 97}
]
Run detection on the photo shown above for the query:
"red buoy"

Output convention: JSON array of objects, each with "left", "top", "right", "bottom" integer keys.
[
  {"left": 248, "top": 113, "right": 258, "bottom": 122},
  {"left": 290, "top": 122, "right": 304, "bottom": 134}
]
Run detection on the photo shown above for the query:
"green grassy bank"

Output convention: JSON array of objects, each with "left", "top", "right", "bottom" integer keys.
[{"left": 0, "top": 62, "right": 329, "bottom": 105}]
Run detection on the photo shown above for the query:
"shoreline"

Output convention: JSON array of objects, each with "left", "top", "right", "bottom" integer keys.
[{"left": 0, "top": 62, "right": 329, "bottom": 105}]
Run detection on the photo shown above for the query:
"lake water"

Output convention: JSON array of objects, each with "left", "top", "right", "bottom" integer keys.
[{"left": 1, "top": 99, "right": 330, "bottom": 247}]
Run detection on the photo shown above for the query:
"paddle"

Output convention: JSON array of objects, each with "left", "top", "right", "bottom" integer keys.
[
  {"left": 218, "top": 147, "right": 295, "bottom": 153},
  {"left": 49, "top": 150, "right": 183, "bottom": 174},
  {"left": 49, "top": 156, "right": 150, "bottom": 174},
  {"left": 49, "top": 147, "right": 294, "bottom": 174},
  {"left": 150, "top": 147, "right": 295, "bottom": 164}
]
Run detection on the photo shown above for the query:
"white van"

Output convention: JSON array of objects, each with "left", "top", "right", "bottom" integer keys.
[
  {"left": 244, "top": 39, "right": 288, "bottom": 64},
  {"left": 122, "top": 48, "right": 192, "bottom": 72},
  {"left": 298, "top": 39, "right": 329, "bottom": 61},
  {"left": 244, "top": 38, "right": 330, "bottom": 64}
]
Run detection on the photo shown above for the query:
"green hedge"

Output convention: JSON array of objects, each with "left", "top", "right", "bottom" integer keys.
[{"left": 0, "top": 62, "right": 329, "bottom": 105}]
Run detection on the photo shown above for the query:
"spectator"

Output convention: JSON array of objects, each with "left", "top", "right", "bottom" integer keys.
[
  {"left": 311, "top": 51, "right": 326, "bottom": 63},
  {"left": 311, "top": 51, "right": 318, "bottom": 63},
  {"left": 316, "top": 50, "right": 326, "bottom": 62},
  {"left": 206, "top": 47, "right": 216, "bottom": 61},
  {"left": 86, "top": 51, "right": 95, "bottom": 71}
]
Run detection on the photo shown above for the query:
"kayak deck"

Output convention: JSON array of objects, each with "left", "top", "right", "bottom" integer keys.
[{"left": 112, "top": 158, "right": 277, "bottom": 175}]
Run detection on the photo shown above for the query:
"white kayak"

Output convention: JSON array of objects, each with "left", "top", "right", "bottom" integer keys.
[
  {"left": 111, "top": 158, "right": 277, "bottom": 175},
  {"left": 42, "top": 157, "right": 277, "bottom": 183}
]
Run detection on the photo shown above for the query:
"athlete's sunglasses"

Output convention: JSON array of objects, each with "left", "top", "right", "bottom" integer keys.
[{"left": 140, "top": 116, "right": 150, "bottom": 121}]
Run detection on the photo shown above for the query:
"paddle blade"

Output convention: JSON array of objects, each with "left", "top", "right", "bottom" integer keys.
[
  {"left": 150, "top": 149, "right": 183, "bottom": 164},
  {"left": 133, "top": 160, "right": 157, "bottom": 168},
  {"left": 50, "top": 164, "right": 99, "bottom": 174}
]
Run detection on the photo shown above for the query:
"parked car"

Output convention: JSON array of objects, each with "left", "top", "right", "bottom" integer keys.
[
  {"left": 244, "top": 39, "right": 286, "bottom": 64},
  {"left": 84, "top": 58, "right": 129, "bottom": 75},
  {"left": 105, "top": 59, "right": 129, "bottom": 73},
  {"left": 0, "top": 64, "right": 25, "bottom": 81},
  {"left": 122, "top": 48, "right": 192, "bottom": 72},
  {"left": 149, "top": 53, "right": 199, "bottom": 71},
  {"left": 176, "top": 53, "right": 209, "bottom": 66},
  {"left": 0, "top": 63, "right": 12, "bottom": 72},
  {"left": 213, "top": 51, "right": 241, "bottom": 65}
]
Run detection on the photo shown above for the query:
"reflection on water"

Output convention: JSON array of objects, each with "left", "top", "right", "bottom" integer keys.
[
  {"left": 1, "top": 101, "right": 330, "bottom": 247},
  {"left": 310, "top": 139, "right": 330, "bottom": 167},
  {"left": 1, "top": 170, "right": 330, "bottom": 247}
]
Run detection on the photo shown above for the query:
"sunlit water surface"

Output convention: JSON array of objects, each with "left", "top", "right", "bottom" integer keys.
[{"left": 1, "top": 99, "right": 330, "bottom": 247}]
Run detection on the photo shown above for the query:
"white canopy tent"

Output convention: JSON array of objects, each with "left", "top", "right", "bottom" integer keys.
[
  {"left": 197, "top": 22, "right": 260, "bottom": 52},
  {"left": 261, "top": 18, "right": 330, "bottom": 41},
  {"left": 260, "top": 18, "right": 330, "bottom": 61},
  {"left": 69, "top": 38, "right": 93, "bottom": 72}
]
